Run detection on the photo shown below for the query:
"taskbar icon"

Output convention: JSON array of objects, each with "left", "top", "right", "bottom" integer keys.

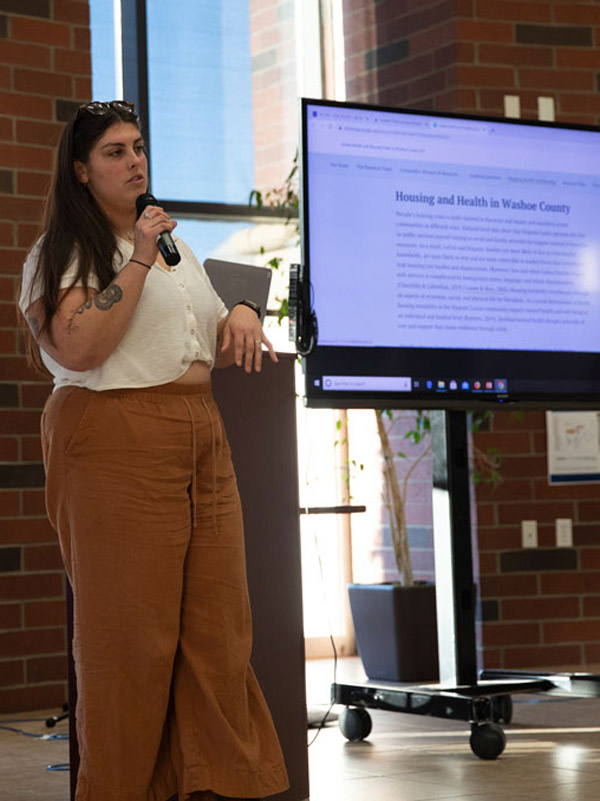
[{"left": 415, "top": 378, "right": 508, "bottom": 394}]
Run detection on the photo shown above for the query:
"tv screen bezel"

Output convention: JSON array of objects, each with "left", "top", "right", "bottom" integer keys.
[{"left": 299, "top": 97, "right": 600, "bottom": 411}]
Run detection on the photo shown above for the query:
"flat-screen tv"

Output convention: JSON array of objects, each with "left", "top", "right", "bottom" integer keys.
[{"left": 298, "top": 97, "right": 600, "bottom": 409}]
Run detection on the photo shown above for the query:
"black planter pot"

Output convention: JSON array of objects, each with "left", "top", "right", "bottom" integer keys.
[{"left": 348, "top": 582, "right": 439, "bottom": 683}]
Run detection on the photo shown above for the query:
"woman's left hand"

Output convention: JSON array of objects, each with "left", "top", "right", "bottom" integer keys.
[{"left": 218, "top": 305, "right": 278, "bottom": 372}]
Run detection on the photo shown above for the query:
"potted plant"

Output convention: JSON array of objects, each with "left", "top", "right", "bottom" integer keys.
[{"left": 347, "top": 409, "right": 439, "bottom": 683}]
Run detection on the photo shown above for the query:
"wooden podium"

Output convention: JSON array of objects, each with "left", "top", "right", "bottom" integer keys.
[{"left": 213, "top": 354, "right": 308, "bottom": 801}]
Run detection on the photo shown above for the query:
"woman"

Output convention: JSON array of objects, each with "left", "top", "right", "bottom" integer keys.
[{"left": 19, "top": 100, "right": 289, "bottom": 801}]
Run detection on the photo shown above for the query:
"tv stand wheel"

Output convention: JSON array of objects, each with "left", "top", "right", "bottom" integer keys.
[
  {"left": 469, "top": 722, "right": 506, "bottom": 760},
  {"left": 491, "top": 694, "right": 513, "bottom": 724},
  {"left": 339, "top": 707, "right": 372, "bottom": 741}
]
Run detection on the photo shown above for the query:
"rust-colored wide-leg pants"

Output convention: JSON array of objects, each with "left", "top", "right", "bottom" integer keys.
[{"left": 41, "top": 382, "right": 289, "bottom": 801}]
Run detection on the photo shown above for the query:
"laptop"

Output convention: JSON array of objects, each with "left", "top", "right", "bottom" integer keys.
[{"left": 204, "top": 258, "right": 272, "bottom": 322}]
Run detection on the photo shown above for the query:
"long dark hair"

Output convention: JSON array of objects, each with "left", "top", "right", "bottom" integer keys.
[{"left": 24, "top": 101, "right": 141, "bottom": 356}]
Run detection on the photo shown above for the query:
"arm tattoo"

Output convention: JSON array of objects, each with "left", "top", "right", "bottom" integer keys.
[
  {"left": 74, "top": 298, "right": 94, "bottom": 316},
  {"left": 94, "top": 284, "right": 123, "bottom": 310},
  {"left": 67, "top": 283, "right": 124, "bottom": 333}
]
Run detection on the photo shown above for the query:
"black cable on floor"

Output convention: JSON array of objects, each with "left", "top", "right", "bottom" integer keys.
[
  {"left": 305, "top": 493, "right": 342, "bottom": 749},
  {"left": 0, "top": 715, "right": 70, "bottom": 772},
  {"left": 0, "top": 723, "right": 67, "bottom": 740},
  {"left": 307, "top": 638, "right": 338, "bottom": 746}
]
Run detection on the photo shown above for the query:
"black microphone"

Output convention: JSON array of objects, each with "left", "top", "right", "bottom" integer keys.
[{"left": 135, "top": 192, "right": 181, "bottom": 266}]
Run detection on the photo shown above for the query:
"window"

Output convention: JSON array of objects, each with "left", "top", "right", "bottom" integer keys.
[
  {"left": 89, "top": 0, "right": 121, "bottom": 100},
  {"left": 146, "top": 0, "right": 255, "bottom": 203}
]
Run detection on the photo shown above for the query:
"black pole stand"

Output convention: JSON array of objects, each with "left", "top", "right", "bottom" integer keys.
[
  {"left": 431, "top": 409, "right": 478, "bottom": 687},
  {"left": 332, "top": 409, "right": 600, "bottom": 759}
]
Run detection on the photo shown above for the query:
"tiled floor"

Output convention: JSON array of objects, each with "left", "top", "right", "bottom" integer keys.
[
  {"left": 2, "top": 657, "right": 600, "bottom": 800},
  {"left": 0, "top": 708, "right": 69, "bottom": 800},
  {"left": 306, "top": 657, "right": 600, "bottom": 801}
]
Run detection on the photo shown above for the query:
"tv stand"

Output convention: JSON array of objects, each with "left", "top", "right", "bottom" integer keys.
[{"left": 332, "top": 409, "right": 600, "bottom": 759}]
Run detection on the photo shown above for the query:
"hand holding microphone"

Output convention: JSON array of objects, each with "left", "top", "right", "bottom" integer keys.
[{"left": 135, "top": 192, "right": 181, "bottom": 266}]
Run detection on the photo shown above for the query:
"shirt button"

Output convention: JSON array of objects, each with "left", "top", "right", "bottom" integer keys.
[
  {"left": 186, "top": 305, "right": 191, "bottom": 311},
  {"left": 190, "top": 329, "right": 195, "bottom": 334},
  {"left": 179, "top": 283, "right": 185, "bottom": 289},
  {"left": 194, "top": 351, "right": 199, "bottom": 357}
]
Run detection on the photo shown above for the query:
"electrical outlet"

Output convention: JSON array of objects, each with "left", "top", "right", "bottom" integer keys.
[
  {"left": 556, "top": 518, "right": 573, "bottom": 548},
  {"left": 521, "top": 520, "right": 538, "bottom": 548}
]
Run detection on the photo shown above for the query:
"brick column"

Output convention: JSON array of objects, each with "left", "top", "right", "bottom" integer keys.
[
  {"left": 0, "top": 0, "right": 91, "bottom": 713},
  {"left": 249, "top": 0, "right": 298, "bottom": 193}
]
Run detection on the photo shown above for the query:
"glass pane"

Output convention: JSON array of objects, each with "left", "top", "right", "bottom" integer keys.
[
  {"left": 346, "top": 409, "right": 388, "bottom": 585},
  {"left": 172, "top": 217, "right": 297, "bottom": 353},
  {"left": 174, "top": 217, "right": 253, "bottom": 263},
  {"left": 147, "top": 0, "right": 255, "bottom": 203},
  {"left": 300, "top": 515, "right": 347, "bottom": 638},
  {"left": 89, "top": 0, "right": 119, "bottom": 100},
  {"left": 296, "top": 402, "right": 347, "bottom": 638},
  {"left": 347, "top": 410, "right": 435, "bottom": 585}
]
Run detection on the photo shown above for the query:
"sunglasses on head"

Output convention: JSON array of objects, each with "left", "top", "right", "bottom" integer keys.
[{"left": 77, "top": 100, "right": 137, "bottom": 118}]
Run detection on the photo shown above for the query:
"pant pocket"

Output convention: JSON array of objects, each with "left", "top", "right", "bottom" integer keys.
[{"left": 43, "top": 386, "right": 96, "bottom": 455}]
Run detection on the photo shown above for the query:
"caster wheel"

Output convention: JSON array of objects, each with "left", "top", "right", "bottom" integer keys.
[
  {"left": 339, "top": 707, "right": 372, "bottom": 741},
  {"left": 470, "top": 723, "right": 506, "bottom": 760},
  {"left": 491, "top": 695, "right": 513, "bottom": 724}
]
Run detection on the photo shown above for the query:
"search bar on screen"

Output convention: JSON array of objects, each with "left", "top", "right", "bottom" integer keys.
[{"left": 322, "top": 376, "right": 412, "bottom": 391}]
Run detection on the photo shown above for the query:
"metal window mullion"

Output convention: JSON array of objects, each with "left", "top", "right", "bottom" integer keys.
[
  {"left": 119, "top": 4, "right": 300, "bottom": 224},
  {"left": 161, "top": 200, "right": 299, "bottom": 223},
  {"left": 121, "top": 0, "right": 151, "bottom": 183}
]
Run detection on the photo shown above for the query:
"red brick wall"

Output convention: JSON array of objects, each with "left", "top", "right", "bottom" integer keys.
[
  {"left": 343, "top": 0, "right": 600, "bottom": 124},
  {"left": 475, "top": 412, "right": 600, "bottom": 670},
  {"left": 342, "top": 0, "right": 467, "bottom": 109},
  {"left": 249, "top": 0, "right": 298, "bottom": 192},
  {"left": 0, "top": 0, "right": 91, "bottom": 713},
  {"left": 343, "top": 0, "right": 600, "bottom": 670}
]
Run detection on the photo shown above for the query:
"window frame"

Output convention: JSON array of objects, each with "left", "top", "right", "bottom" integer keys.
[{"left": 120, "top": 0, "right": 296, "bottom": 225}]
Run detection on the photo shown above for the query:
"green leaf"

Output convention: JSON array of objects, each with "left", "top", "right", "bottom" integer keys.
[{"left": 277, "top": 298, "right": 289, "bottom": 323}]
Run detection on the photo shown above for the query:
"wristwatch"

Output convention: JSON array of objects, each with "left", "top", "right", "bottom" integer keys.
[{"left": 235, "top": 299, "right": 261, "bottom": 318}]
